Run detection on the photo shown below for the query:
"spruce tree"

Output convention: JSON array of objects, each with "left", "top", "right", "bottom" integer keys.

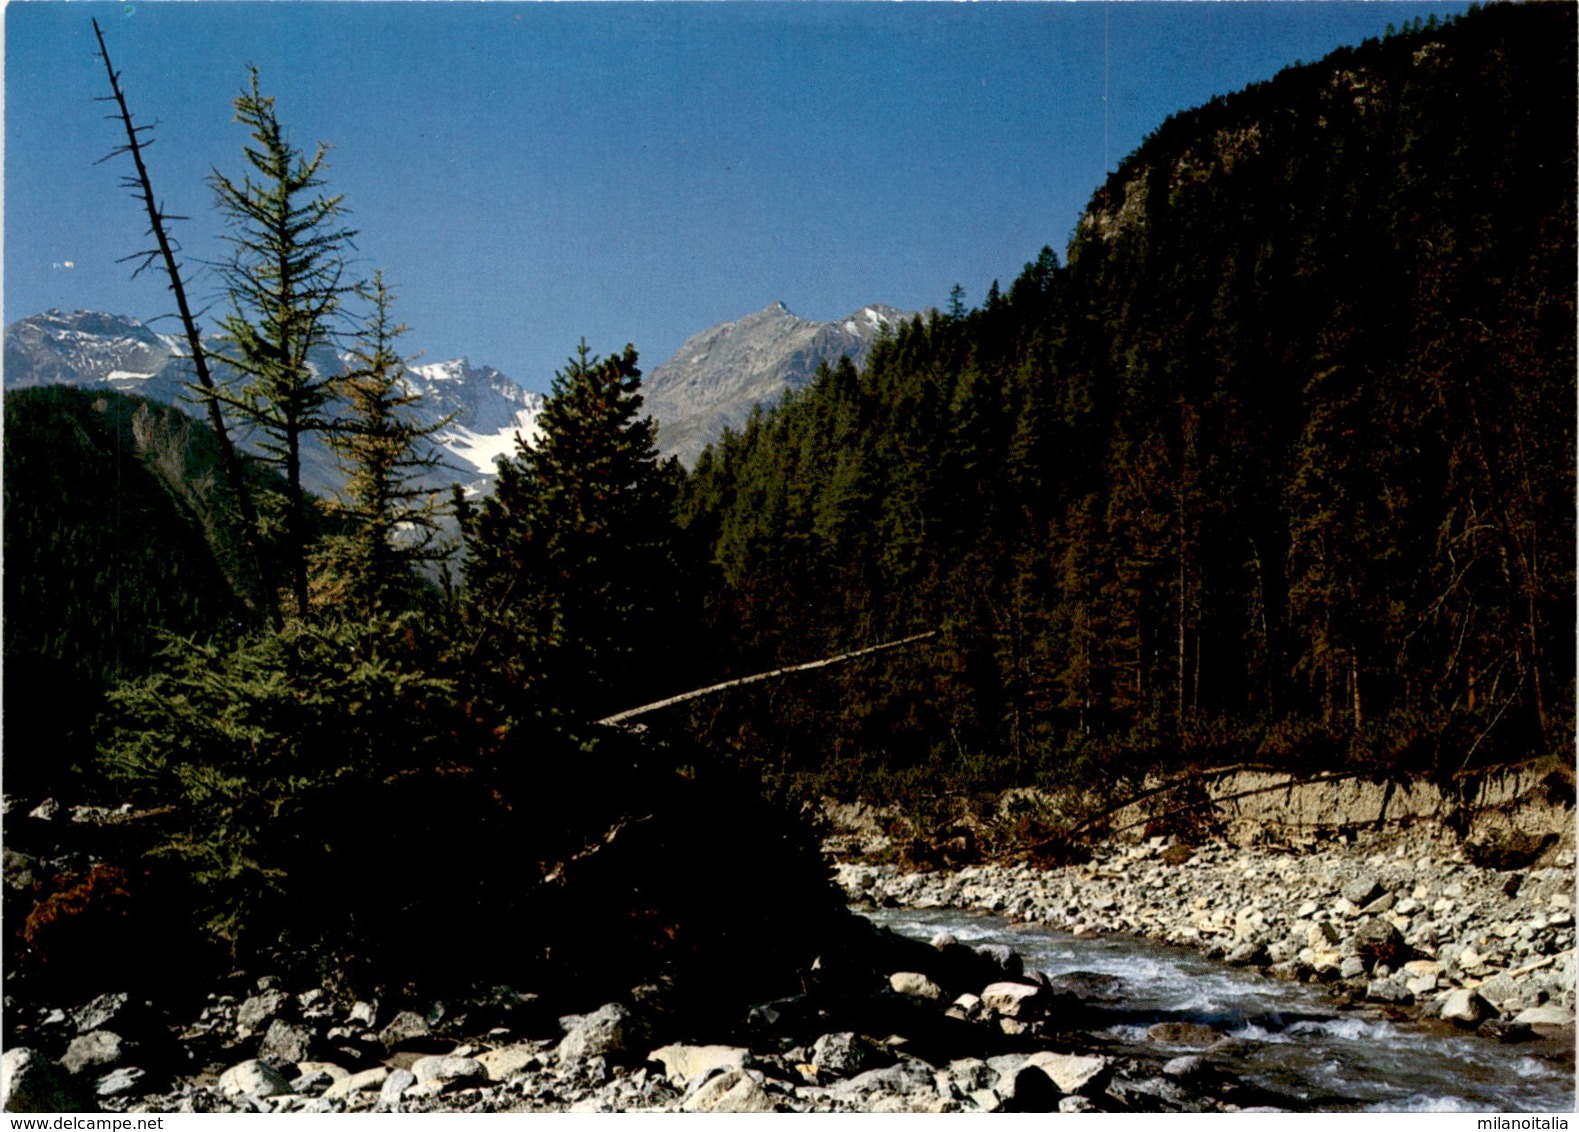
[
  {"left": 464, "top": 341, "right": 684, "bottom": 722},
  {"left": 209, "top": 67, "right": 357, "bottom": 620},
  {"left": 947, "top": 284, "right": 967, "bottom": 320}
]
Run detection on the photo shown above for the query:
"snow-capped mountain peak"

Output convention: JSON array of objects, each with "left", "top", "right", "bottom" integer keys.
[
  {"left": 4, "top": 309, "right": 175, "bottom": 391},
  {"left": 4, "top": 311, "right": 543, "bottom": 496},
  {"left": 401, "top": 357, "right": 543, "bottom": 477},
  {"left": 5, "top": 300, "right": 913, "bottom": 486}
]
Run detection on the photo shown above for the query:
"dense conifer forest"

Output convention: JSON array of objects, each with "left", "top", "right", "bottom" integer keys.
[
  {"left": 675, "top": 0, "right": 1575, "bottom": 815},
  {"left": 3, "top": 2, "right": 1572, "bottom": 1006}
]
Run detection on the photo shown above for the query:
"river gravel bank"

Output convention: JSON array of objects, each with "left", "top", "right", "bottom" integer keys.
[
  {"left": 2, "top": 922, "right": 1320, "bottom": 1114},
  {"left": 4, "top": 808, "right": 1572, "bottom": 1113},
  {"left": 834, "top": 834, "right": 1578, "bottom": 1037}
]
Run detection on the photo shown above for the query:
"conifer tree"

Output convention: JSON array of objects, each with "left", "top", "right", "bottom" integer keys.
[
  {"left": 316, "top": 273, "right": 451, "bottom": 614},
  {"left": 209, "top": 67, "right": 357, "bottom": 620},
  {"left": 464, "top": 341, "right": 685, "bottom": 722},
  {"left": 947, "top": 284, "right": 967, "bottom": 320}
]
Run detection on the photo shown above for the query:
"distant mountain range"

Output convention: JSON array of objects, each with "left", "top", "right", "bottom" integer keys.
[
  {"left": 3, "top": 300, "right": 913, "bottom": 490},
  {"left": 643, "top": 301, "right": 913, "bottom": 467},
  {"left": 3, "top": 310, "right": 545, "bottom": 499}
]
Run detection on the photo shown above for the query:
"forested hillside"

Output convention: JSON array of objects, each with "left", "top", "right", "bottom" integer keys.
[
  {"left": 3, "top": 387, "right": 279, "bottom": 796},
  {"left": 677, "top": 2, "right": 1576, "bottom": 807}
]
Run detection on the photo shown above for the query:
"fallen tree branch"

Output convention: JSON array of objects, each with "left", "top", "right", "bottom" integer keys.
[
  {"left": 1039, "top": 768, "right": 1394, "bottom": 859},
  {"left": 541, "top": 813, "right": 654, "bottom": 886},
  {"left": 595, "top": 630, "right": 937, "bottom": 728},
  {"left": 1064, "top": 762, "right": 1268, "bottom": 837}
]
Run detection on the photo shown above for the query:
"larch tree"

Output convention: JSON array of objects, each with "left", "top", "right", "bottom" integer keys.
[
  {"left": 316, "top": 273, "right": 452, "bottom": 615},
  {"left": 209, "top": 67, "right": 357, "bottom": 621}
]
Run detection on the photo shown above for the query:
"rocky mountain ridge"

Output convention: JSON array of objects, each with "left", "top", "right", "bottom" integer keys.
[
  {"left": 4, "top": 301, "right": 912, "bottom": 488},
  {"left": 643, "top": 301, "right": 915, "bottom": 466}
]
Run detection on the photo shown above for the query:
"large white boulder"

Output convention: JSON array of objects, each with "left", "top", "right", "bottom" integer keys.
[
  {"left": 2, "top": 1048, "right": 80, "bottom": 1112},
  {"left": 1440, "top": 989, "right": 1497, "bottom": 1028},
  {"left": 410, "top": 1055, "right": 486, "bottom": 1086},
  {"left": 680, "top": 1068, "right": 776, "bottom": 1113},
  {"left": 889, "top": 971, "right": 944, "bottom": 1000},
  {"left": 649, "top": 1044, "right": 749, "bottom": 1087},
  {"left": 557, "top": 1002, "right": 645, "bottom": 1063},
  {"left": 980, "top": 981, "right": 1044, "bottom": 1019},
  {"left": 216, "top": 1059, "right": 294, "bottom": 1099},
  {"left": 1019, "top": 1051, "right": 1112, "bottom": 1095}
]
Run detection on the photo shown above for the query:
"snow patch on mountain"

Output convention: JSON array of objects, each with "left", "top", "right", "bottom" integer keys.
[{"left": 437, "top": 420, "right": 534, "bottom": 477}]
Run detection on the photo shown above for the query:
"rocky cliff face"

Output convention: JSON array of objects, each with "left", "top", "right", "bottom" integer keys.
[{"left": 643, "top": 302, "right": 914, "bottom": 466}]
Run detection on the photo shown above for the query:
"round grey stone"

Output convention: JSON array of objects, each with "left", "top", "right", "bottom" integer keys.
[{"left": 62, "top": 1031, "right": 127, "bottom": 1076}]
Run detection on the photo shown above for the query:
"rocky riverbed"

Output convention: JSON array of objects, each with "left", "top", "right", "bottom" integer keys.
[
  {"left": 3, "top": 915, "right": 1320, "bottom": 1114},
  {"left": 3, "top": 805, "right": 1573, "bottom": 1113},
  {"left": 835, "top": 833, "right": 1578, "bottom": 1038}
]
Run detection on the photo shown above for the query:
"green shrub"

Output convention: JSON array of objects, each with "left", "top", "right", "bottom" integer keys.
[
  {"left": 99, "top": 612, "right": 481, "bottom": 975},
  {"left": 95, "top": 612, "right": 850, "bottom": 1008}
]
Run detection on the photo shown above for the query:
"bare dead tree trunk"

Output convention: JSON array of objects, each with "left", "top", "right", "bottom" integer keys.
[
  {"left": 1350, "top": 651, "right": 1363, "bottom": 729},
  {"left": 92, "top": 18, "right": 280, "bottom": 630}
]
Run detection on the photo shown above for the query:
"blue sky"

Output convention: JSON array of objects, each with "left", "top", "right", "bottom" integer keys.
[{"left": 7, "top": 1, "right": 1468, "bottom": 393}]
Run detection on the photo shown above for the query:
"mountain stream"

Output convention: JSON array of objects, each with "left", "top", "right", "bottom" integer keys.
[{"left": 866, "top": 906, "right": 1575, "bottom": 1112}]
